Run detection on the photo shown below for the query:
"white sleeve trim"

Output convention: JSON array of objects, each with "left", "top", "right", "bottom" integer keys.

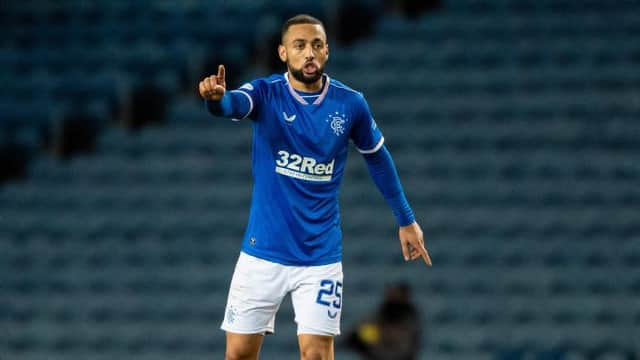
[
  {"left": 356, "top": 137, "right": 385, "bottom": 154},
  {"left": 230, "top": 90, "right": 254, "bottom": 119}
]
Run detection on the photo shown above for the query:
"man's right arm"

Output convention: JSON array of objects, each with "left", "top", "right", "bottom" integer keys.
[{"left": 205, "top": 91, "right": 252, "bottom": 120}]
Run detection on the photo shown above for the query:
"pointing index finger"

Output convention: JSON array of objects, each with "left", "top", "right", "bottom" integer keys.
[
  {"left": 217, "top": 64, "right": 225, "bottom": 82},
  {"left": 419, "top": 244, "right": 432, "bottom": 266}
]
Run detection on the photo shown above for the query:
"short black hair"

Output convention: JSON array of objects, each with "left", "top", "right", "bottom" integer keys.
[{"left": 281, "top": 14, "right": 325, "bottom": 43}]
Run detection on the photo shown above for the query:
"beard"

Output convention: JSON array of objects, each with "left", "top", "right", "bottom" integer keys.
[{"left": 288, "top": 62, "right": 324, "bottom": 84}]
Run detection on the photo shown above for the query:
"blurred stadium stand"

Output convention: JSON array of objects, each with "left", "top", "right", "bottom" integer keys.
[{"left": 1, "top": 0, "right": 639, "bottom": 359}]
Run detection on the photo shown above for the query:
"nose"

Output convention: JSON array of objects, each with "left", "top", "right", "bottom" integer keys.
[{"left": 304, "top": 44, "right": 314, "bottom": 60}]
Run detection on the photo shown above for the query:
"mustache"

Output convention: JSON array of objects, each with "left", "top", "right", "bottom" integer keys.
[{"left": 288, "top": 62, "right": 324, "bottom": 84}]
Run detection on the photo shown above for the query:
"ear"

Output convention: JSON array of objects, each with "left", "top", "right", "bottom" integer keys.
[
  {"left": 325, "top": 43, "right": 330, "bottom": 61},
  {"left": 278, "top": 44, "right": 287, "bottom": 63}
]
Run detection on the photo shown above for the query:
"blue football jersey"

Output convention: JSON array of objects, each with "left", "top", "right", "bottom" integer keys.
[{"left": 231, "top": 73, "right": 384, "bottom": 265}]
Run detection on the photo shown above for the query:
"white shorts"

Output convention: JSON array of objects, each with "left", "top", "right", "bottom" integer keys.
[{"left": 221, "top": 252, "right": 343, "bottom": 336}]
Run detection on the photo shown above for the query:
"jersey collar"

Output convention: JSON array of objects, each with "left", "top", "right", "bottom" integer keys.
[{"left": 284, "top": 72, "right": 330, "bottom": 106}]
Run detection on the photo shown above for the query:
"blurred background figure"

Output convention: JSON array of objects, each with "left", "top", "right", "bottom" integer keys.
[{"left": 345, "top": 282, "right": 422, "bottom": 360}]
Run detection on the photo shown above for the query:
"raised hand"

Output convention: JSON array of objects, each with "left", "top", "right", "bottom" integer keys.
[
  {"left": 199, "top": 64, "right": 226, "bottom": 101},
  {"left": 399, "top": 222, "right": 432, "bottom": 266}
]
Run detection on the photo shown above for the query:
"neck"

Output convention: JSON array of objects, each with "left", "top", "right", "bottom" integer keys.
[{"left": 288, "top": 72, "right": 323, "bottom": 92}]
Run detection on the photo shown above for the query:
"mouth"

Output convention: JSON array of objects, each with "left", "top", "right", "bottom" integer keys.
[{"left": 303, "top": 62, "right": 318, "bottom": 75}]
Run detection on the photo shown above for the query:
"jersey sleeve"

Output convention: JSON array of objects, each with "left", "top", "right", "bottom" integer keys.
[
  {"left": 350, "top": 94, "right": 384, "bottom": 154},
  {"left": 229, "top": 79, "right": 265, "bottom": 120}
]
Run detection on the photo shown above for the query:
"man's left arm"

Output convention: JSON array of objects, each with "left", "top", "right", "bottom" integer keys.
[{"left": 362, "top": 145, "right": 432, "bottom": 266}]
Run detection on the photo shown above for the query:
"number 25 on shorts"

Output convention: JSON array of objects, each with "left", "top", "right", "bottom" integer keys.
[{"left": 316, "top": 279, "right": 342, "bottom": 318}]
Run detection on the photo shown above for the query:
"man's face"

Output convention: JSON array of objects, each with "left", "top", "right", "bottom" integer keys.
[{"left": 279, "top": 24, "right": 329, "bottom": 85}]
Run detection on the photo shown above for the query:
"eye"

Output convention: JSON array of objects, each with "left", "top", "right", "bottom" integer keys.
[
  {"left": 294, "top": 42, "right": 305, "bottom": 50},
  {"left": 313, "top": 41, "right": 324, "bottom": 49}
]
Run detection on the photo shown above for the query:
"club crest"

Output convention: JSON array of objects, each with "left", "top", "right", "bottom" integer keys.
[{"left": 326, "top": 111, "right": 348, "bottom": 136}]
